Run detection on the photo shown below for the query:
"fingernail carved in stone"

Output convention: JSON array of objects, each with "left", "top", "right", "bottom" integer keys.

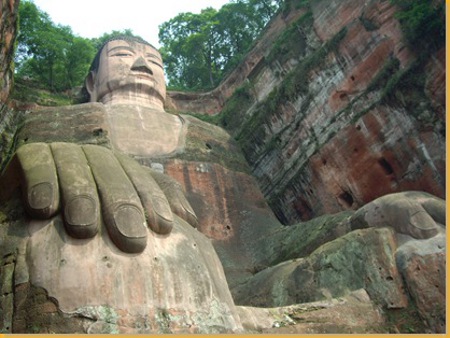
[
  {"left": 110, "top": 204, "right": 147, "bottom": 253},
  {"left": 409, "top": 211, "right": 438, "bottom": 239},
  {"left": 152, "top": 196, "right": 174, "bottom": 234},
  {"left": 153, "top": 196, "right": 173, "bottom": 222},
  {"left": 64, "top": 195, "right": 99, "bottom": 239},
  {"left": 28, "top": 182, "right": 54, "bottom": 215}
]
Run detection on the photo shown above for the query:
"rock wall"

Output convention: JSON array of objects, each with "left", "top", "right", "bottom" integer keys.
[
  {"left": 0, "top": 0, "right": 19, "bottom": 103},
  {"left": 0, "top": 0, "right": 446, "bottom": 334},
  {"left": 0, "top": 0, "right": 20, "bottom": 171},
  {"left": 169, "top": 0, "right": 445, "bottom": 225}
]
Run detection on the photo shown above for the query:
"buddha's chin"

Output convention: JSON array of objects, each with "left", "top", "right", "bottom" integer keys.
[{"left": 109, "top": 82, "right": 165, "bottom": 102}]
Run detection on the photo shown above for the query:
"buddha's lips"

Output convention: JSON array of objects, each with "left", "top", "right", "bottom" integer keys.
[{"left": 132, "top": 72, "right": 153, "bottom": 80}]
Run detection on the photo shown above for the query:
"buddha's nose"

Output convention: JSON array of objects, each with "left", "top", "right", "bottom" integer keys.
[{"left": 131, "top": 57, "right": 153, "bottom": 75}]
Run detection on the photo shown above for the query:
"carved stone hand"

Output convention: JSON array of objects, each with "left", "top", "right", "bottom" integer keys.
[{"left": 1, "top": 142, "right": 197, "bottom": 253}]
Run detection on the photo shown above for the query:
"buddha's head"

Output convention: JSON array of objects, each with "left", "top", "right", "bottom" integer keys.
[{"left": 84, "top": 36, "right": 166, "bottom": 109}]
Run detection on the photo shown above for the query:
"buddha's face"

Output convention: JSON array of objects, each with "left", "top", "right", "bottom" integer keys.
[{"left": 88, "top": 40, "right": 166, "bottom": 104}]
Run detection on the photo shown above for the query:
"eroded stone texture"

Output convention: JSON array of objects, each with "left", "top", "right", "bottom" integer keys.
[
  {"left": 237, "top": 289, "right": 386, "bottom": 334},
  {"left": 395, "top": 234, "right": 446, "bottom": 333},
  {"left": 0, "top": 208, "right": 242, "bottom": 334},
  {"left": 0, "top": 0, "right": 445, "bottom": 333},
  {"left": 350, "top": 191, "right": 445, "bottom": 239},
  {"left": 16, "top": 103, "right": 110, "bottom": 148},
  {"left": 105, "top": 104, "right": 184, "bottom": 157},
  {"left": 0, "top": 0, "right": 19, "bottom": 103},
  {"left": 232, "top": 228, "right": 408, "bottom": 309},
  {"left": 167, "top": 0, "right": 445, "bottom": 226}
]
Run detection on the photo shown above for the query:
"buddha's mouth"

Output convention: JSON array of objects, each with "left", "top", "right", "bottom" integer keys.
[{"left": 132, "top": 72, "right": 153, "bottom": 80}]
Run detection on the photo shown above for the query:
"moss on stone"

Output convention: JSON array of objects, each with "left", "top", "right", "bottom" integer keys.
[
  {"left": 234, "top": 26, "right": 347, "bottom": 163},
  {"left": 254, "top": 211, "right": 353, "bottom": 269},
  {"left": 382, "top": 304, "right": 428, "bottom": 333},
  {"left": 366, "top": 57, "right": 400, "bottom": 93},
  {"left": 219, "top": 81, "right": 254, "bottom": 133},
  {"left": 266, "top": 11, "right": 313, "bottom": 64},
  {"left": 169, "top": 115, "right": 251, "bottom": 174},
  {"left": 11, "top": 78, "right": 73, "bottom": 106}
]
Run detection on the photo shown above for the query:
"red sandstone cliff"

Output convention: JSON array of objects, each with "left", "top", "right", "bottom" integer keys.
[
  {"left": 0, "top": 0, "right": 19, "bottom": 103},
  {"left": 168, "top": 0, "right": 446, "bottom": 225}
]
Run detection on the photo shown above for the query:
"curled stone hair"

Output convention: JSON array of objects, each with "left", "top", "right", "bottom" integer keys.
[
  {"left": 89, "top": 35, "right": 158, "bottom": 73},
  {"left": 78, "top": 35, "right": 159, "bottom": 103}
]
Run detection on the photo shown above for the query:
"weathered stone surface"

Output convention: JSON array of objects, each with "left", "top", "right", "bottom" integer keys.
[
  {"left": 0, "top": 0, "right": 19, "bottom": 103},
  {"left": 395, "top": 234, "right": 446, "bottom": 333},
  {"left": 167, "top": 0, "right": 445, "bottom": 226},
  {"left": 351, "top": 191, "right": 445, "bottom": 239},
  {"left": 237, "top": 289, "right": 386, "bottom": 334},
  {"left": 0, "top": 0, "right": 445, "bottom": 334},
  {"left": 104, "top": 104, "right": 184, "bottom": 157},
  {"left": 16, "top": 103, "right": 111, "bottom": 148},
  {"left": 163, "top": 158, "right": 279, "bottom": 288},
  {"left": 12, "top": 282, "right": 87, "bottom": 333},
  {"left": 0, "top": 0, "right": 20, "bottom": 170},
  {"left": 0, "top": 197, "right": 242, "bottom": 333},
  {"left": 232, "top": 228, "right": 408, "bottom": 309}
]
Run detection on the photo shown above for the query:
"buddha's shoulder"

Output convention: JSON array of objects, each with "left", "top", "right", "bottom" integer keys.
[
  {"left": 19, "top": 102, "right": 110, "bottom": 146},
  {"left": 31, "top": 102, "right": 106, "bottom": 116},
  {"left": 174, "top": 114, "right": 250, "bottom": 173}
]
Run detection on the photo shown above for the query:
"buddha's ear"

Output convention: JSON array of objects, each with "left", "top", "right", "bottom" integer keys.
[{"left": 85, "top": 71, "right": 96, "bottom": 101}]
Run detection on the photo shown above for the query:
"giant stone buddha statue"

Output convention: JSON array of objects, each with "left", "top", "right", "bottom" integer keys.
[
  {"left": 0, "top": 37, "right": 242, "bottom": 333},
  {"left": 0, "top": 36, "right": 445, "bottom": 333}
]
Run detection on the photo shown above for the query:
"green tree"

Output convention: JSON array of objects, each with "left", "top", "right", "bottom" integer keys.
[
  {"left": 63, "top": 37, "right": 96, "bottom": 89},
  {"left": 158, "top": 0, "right": 281, "bottom": 90},
  {"left": 91, "top": 29, "right": 142, "bottom": 50},
  {"left": 159, "top": 8, "right": 222, "bottom": 89},
  {"left": 390, "top": 0, "right": 444, "bottom": 52},
  {"left": 15, "top": 0, "right": 95, "bottom": 91}
]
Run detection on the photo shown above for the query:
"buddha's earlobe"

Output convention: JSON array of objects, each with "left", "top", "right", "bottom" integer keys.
[{"left": 85, "top": 71, "right": 97, "bottom": 102}]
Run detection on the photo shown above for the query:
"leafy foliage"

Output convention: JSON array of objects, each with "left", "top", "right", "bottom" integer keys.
[
  {"left": 390, "top": 0, "right": 444, "bottom": 52},
  {"left": 15, "top": 1, "right": 95, "bottom": 92},
  {"left": 266, "top": 11, "right": 313, "bottom": 64},
  {"left": 158, "top": 0, "right": 281, "bottom": 90},
  {"left": 90, "top": 29, "right": 144, "bottom": 50},
  {"left": 233, "top": 27, "right": 347, "bottom": 159},
  {"left": 14, "top": 0, "right": 283, "bottom": 94},
  {"left": 365, "top": 57, "right": 400, "bottom": 93},
  {"left": 219, "top": 82, "right": 254, "bottom": 130}
]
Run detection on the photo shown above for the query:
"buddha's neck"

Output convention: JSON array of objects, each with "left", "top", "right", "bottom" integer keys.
[{"left": 99, "top": 92, "right": 165, "bottom": 111}]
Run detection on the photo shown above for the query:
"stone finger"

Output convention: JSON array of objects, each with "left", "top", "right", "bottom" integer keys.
[
  {"left": 51, "top": 143, "right": 100, "bottom": 239},
  {"left": 420, "top": 198, "right": 446, "bottom": 226},
  {"left": 82, "top": 145, "right": 147, "bottom": 253},
  {"left": 150, "top": 170, "right": 198, "bottom": 228},
  {"left": 16, "top": 143, "right": 59, "bottom": 218},
  {"left": 116, "top": 154, "right": 174, "bottom": 235}
]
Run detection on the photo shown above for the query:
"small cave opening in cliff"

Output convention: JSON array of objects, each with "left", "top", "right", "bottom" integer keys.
[
  {"left": 338, "top": 190, "right": 354, "bottom": 208},
  {"left": 378, "top": 157, "right": 394, "bottom": 175},
  {"left": 339, "top": 93, "right": 348, "bottom": 100},
  {"left": 350, "top": 75, "right": 355, "bottom": 81},
  {"left": 293, "top": 197, "right": 313, "bottom": 221}
]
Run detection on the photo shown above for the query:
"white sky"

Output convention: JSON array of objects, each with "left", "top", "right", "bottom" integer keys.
[{"left": 32, "top": 0, "right": 232, "bottom": 48}]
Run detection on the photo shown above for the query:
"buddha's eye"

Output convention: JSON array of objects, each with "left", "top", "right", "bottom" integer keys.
[
  {"left": 110, "top": 51, "right": 134, "bottom": 57},
  {"left": 148, "top": 60, "right": 163, "bottom": 69}
]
